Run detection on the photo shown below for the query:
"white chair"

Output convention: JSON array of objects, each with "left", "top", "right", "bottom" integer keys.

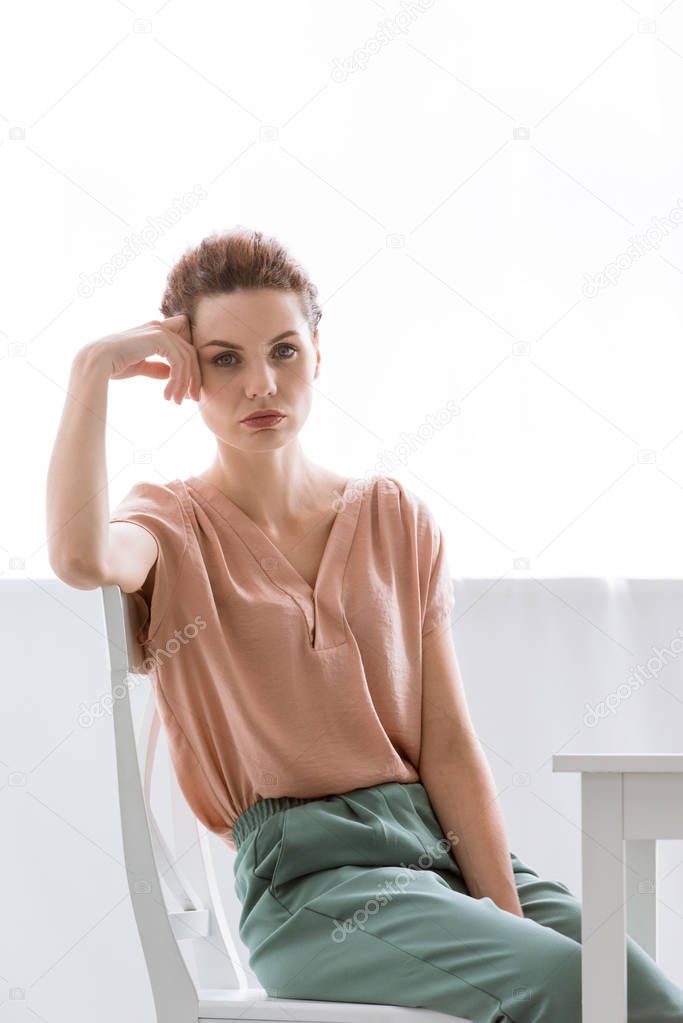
[{"left": 100, "top": 585, "right": 472, "bottom": 1023}]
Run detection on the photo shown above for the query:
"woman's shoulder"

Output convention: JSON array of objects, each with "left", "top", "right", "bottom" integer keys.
[
  {"left": 373, "top": 474, "right": 429, "bottom": 514},
  {"left": 370, "top": 474, "right": 443, "bottom": 543},
  {"left": 109, "top": 477, "right": 190, "bottom": 534},
  {"left": 354, "top": 473, "right": 403, "bottom": 498}
]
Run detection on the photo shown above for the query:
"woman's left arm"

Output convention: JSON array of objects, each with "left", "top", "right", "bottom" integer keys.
[{"left": 418, "top": 618, "right": 524, "bottom": 918}]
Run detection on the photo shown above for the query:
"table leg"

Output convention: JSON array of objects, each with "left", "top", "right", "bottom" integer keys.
[
  {"left": 581, "top": 772, "right": 627, "bottom": 1023},
  {"left": 625, "top": 838, "right": 657, "bottom": 960}
]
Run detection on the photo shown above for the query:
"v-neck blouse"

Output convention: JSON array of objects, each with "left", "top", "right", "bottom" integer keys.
[{"left": 109, "top": 473, "right": 456, "bottom": 850}]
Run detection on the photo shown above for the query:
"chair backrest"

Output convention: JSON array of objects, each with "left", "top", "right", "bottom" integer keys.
[{"left": 99, "top": 585, "right": 253, "bottom": 1018}]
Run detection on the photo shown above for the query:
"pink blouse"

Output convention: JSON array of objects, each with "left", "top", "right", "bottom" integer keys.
[{"left": 109, "top": 473, "right": 455, "bottom": 849}]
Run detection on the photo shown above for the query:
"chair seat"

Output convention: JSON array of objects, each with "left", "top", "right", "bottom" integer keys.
[{"left": 198, "top": 987, "right": 471, "bottom": 1021}]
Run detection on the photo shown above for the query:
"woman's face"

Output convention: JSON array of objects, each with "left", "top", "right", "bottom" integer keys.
[{"left": 191, "top": 288, "right": 320, "bottom": 448}]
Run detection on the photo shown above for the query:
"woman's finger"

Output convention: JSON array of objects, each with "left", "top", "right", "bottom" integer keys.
[{"left": 135, "top": 360, "right": 170, "bottom": 381}]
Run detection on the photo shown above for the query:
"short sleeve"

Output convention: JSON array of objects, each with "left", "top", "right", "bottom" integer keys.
[
  {"left": 109, "top": 480, "right": 188, "bottom": 647},
  {"left": 418, "top": 506, "right": 455, "bottom": 638}
]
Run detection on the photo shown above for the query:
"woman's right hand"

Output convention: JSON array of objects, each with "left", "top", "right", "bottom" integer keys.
[{"left": 89, "top": 314, "right": 201, "bottom": 404}]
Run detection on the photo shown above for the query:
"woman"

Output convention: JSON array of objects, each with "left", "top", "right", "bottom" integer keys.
[{"left": 47, "top": 227, "right": 683, "bottom": 1021}]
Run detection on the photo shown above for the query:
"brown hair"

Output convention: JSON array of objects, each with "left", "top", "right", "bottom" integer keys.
[{"left": 159, "top": 226, "right": 322, "bottom": 339}]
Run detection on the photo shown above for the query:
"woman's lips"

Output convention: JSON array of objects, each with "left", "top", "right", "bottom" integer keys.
[{"left": 241, "top": 414, "right": 286, "bottom": 428}]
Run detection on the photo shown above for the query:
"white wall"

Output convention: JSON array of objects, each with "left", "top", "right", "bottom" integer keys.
[{"left": 5, "top": 577, "right": 683, "bottom": 1020}]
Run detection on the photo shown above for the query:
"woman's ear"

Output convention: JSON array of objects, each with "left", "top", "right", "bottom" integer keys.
[{"left": 311, "top": 329, "right": 321, "bottom": 378}]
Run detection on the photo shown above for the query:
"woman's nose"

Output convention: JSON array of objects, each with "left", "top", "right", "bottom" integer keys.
[{"left": 243, "top": 366, "right": 277, "bottom": 397}]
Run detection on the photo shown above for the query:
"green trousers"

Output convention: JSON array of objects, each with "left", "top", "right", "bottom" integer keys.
[{"left": 231, "top": 780, "right": 683, "bottom": 1022}]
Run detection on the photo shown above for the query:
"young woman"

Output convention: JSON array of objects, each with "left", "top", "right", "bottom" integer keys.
[{"left": 47, "top": 227, "right": 683, "bottom": 1021}]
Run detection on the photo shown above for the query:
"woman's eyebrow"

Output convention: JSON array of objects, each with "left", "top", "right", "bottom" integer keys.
[{"left": 199, "top": 329, "right": 300, "bottom": 351}]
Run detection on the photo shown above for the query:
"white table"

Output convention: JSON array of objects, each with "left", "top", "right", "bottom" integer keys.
[{"left": 552, "top": 754, "right": 683, "bottom": 1023}]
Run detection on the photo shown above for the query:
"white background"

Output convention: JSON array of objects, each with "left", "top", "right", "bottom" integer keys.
[
  {"left": 5, "top": 0, "right": 683, "bottom": 1018},
  {"left": 4, "top": 0, "right": 683, "bottom": 579}
]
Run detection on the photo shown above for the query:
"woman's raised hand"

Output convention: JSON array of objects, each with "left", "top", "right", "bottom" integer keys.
[{"left": 94, "top": 314, "right": 201, "bottom": 403}]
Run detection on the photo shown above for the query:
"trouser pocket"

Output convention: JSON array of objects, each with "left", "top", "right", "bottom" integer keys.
[
  {"left": 257, "top": 795, "right": 388, "bottom": 898},
  {"left": 262, "top": 786, "right": 457, "bottom": 901},
  {"left": 239, "top": 783, "right": 466, "bottom": 912}
]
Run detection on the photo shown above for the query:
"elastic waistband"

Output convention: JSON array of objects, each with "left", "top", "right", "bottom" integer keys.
[{"left": 232, "top": 793, "right": 327, "bottom": 849}]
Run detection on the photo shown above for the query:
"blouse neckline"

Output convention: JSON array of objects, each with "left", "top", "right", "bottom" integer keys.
[{"left": 183, "top": 474, "right": 370, "bottom": 650}]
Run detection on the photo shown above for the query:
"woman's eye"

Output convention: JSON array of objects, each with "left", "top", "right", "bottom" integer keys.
[
  {"left": 213, "top": 344, "right": 297, "bottom": 368},
  {"left": 213, "top": 352, "right": 235, "bottom": 367},
  {"left": 275, "top": 343, "right": 297, "bottom": 359}
]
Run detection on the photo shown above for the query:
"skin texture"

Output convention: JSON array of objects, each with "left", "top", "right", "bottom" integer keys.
[{"left": 189, "top": 287, "right": 348, "bottom": 540}]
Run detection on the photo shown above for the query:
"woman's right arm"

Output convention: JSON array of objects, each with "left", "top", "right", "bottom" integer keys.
[{"left": 46, "top": 316, "right": 200, "bottom": 592}]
